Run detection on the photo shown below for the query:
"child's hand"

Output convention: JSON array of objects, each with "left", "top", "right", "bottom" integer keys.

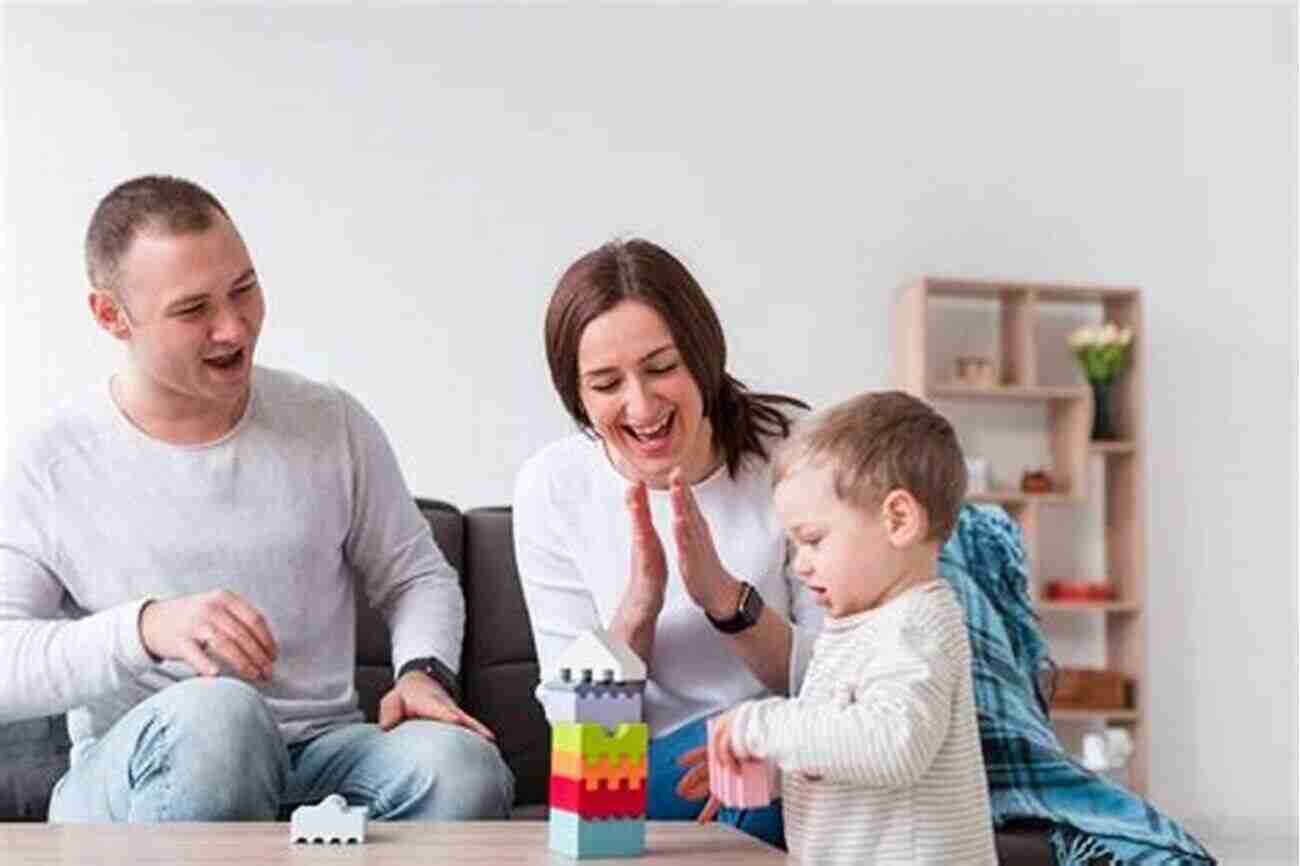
[
  {"left": 690, "top": 707, "right": 752, "bottom": 824},
  {"left": 675, "top": 744, "right": 724, "bottom": 824},
  {"left": 707, "top": 706, "right": 747, "bottom": 774}
]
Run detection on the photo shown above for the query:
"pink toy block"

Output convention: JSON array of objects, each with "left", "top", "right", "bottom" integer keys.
[{"left": 707, "top": 716, "right": 773, "bottom": 809}]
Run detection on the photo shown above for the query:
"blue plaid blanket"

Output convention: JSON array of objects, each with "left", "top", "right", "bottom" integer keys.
[{"left": 939, "top": 504, "right": 1215, "bottom": 865}]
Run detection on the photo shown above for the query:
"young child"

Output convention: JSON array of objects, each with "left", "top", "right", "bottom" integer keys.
[{"left": 707, "top": 390, "right": 996, "bottom": 864}]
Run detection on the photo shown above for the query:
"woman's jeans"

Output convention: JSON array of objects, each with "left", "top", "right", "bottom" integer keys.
[
  {"left": 48, "top": 678, "right": 515, "bottom": 822},
  {"left": 646, "top": 715, "right": 785, "bottom": 849}
]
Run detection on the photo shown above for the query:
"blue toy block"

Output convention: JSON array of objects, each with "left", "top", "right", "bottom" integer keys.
[
  {"left": 548, "top": 807, "right": 645, "bottom": 859},
  {"left": 538, "top": 680, "right": 644, "bottom": 729}
]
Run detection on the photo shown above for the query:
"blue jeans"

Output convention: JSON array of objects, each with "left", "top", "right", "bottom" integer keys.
[
  {"left": 647, "top": 716, "right": 785, "bottom": 850},
  {"left": 48, "top": 678, "right": 515, "bottom": 822}
]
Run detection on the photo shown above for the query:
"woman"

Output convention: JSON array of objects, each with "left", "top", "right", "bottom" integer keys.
[{"left": 513, "top": 239, "right": 818, "bottom": 847}]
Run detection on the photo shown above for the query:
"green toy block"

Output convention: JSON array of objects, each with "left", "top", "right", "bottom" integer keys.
[{"left": 551, "top": 722, "right": 648, "bottom": 764}]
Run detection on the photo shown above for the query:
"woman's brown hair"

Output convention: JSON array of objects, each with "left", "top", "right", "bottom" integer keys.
[{"left": 545, "top": 238, "right": 808, "bottom": 477}]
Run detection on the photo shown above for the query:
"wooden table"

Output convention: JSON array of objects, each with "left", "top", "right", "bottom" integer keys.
[{"left": 0, "top": 821, "right": 785, "bottom": 864}]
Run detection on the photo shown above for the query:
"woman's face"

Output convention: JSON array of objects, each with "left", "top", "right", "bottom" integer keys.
[{"left": 576, "top": 299, "right": 715, "bottom": 488}]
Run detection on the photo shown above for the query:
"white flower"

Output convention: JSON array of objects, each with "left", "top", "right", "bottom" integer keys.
[{"left": 1069, "top": 322, "right": 1134, "bottom": 348}]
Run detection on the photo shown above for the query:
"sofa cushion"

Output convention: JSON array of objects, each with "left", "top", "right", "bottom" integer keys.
[
  {"left": 0, "top": 496, "right": 1058, "bottom": 861},
  {"left": 461, "top": 507, "right": 550, "bottom": 808},
  {"left": 355, "top": 498, "right": 464, "bottom": 721},
  {"left": 0, "top": 716, "right": 71, "bottom": 821},
  {"left": 356, "top": 500, "right": 551, "bottom": 809},
  {"left": 995, "top": 821, "right": 1058, "bottom": 864}
]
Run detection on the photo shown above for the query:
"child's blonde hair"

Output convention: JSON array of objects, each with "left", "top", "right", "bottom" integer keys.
[{"left": 773, "top": 391, "right": 967, "bottom": 541}]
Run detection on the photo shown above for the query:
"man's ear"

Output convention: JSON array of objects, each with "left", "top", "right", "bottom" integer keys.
[
  {"left": 89, "top": 290, "right": 131, "bottom": 341},
  {"left": 881, "top": 489, "right": 927, "bottom": 548}
]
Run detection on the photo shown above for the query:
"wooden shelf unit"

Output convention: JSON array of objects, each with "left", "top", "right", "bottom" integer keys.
[
  {"left": 927, "top": 384, "right": 1091, "bottom": 401},
  {"left": 1051, "top": 708, "right": 1140, "bottom": 723},
  {"left": 894, "top": 276, "right": 1147, "bottom": 794},
  {"left": 1037, "top": 600, "right": 1142, "bottom": 615}
]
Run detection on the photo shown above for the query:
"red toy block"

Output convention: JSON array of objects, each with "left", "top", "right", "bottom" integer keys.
[
  {"left": 549, "top": 775, "right": 647, "bottom": 819},
  {"left": 707, "top": 716, "right": 774, "bottom": 809}
]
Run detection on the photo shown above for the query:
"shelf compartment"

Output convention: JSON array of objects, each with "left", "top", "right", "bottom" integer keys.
[
  {"left": 1050, "top": 708, "right": 1139, "bottom": 722},
  {"left": 1037, "top": 601, "right": 1141, "bottom": 614},
  {"left": 924, "top": 277, "right": 1140, "bottom": 303},
  {"left": 928, "top": 384, "right": 1089, "bottom": 401},
  {"left": 1089, "top": 440, "right": 1137, "bottom": 455},
  {"left": 968, "top": 490, "right": 1079, "bottom": 505}
]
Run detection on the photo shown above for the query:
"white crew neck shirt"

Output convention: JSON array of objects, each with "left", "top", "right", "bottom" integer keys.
[{"left": 513, "top": 433, "right": 823, "bottom": 737}]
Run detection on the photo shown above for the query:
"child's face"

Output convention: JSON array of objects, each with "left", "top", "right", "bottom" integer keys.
[{"left": 773, "top": 461, "right": 908, "bottom": 618}]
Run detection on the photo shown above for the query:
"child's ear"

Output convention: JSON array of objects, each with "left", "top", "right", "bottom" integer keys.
[
  {"left": 881, "top": 489, "right": 927, "bottom": 548},
  {"left": 89, "top": 290, "right": 132, "bottom": 341}
]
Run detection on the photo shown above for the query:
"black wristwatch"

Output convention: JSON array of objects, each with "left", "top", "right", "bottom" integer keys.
[
  {"left": 396, "top": 655, "right": 461, "bottom": 704},
  {"left": 706, "top": 581, "right": 765, "bottom": 634}
]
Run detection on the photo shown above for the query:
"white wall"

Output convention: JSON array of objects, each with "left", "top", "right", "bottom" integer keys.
[
  {"left": 0, "top": 7, "right": 8, "bottom": 466},
  {"left": 2, "top": 4, "right": 1294, "bottom": 846}
]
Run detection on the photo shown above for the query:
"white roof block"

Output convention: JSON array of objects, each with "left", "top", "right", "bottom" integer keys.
[
  {"left": 290, "top": 794, "right": 368, "bottom": 844},
  {"left": 551, "top": 628, "right": 646, "bottom": 684}
]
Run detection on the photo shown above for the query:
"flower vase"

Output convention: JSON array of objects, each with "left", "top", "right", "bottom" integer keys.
[{"left": 1089, "top": 379, "right": 1116, "bottom": 441}]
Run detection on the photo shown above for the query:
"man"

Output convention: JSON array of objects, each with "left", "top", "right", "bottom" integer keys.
[{"left": 0, "top": 175, "right": 514, "bottom": 822}]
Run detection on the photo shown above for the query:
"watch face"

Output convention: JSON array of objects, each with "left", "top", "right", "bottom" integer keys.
[
  {"left": 739, "top": 583, "right": 763, "bottom": 624},
  {"left": 707, "top": 583, "right": 763, "bottom": 633}
]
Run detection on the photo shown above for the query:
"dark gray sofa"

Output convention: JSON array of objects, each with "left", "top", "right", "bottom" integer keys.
[{"left": 0, "top": 499, "right": 1053, "bottom": 863}]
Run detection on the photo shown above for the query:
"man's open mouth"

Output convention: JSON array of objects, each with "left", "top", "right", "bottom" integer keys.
[{"left": 204, "top": 348, "right": 244, "bottom": 370}]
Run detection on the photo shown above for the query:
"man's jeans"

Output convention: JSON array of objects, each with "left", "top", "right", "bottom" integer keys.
[{"left": 47, "top": 678, "right": 515, "bottom": 822}]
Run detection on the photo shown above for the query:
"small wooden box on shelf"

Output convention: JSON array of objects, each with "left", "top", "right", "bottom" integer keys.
[{"left": 894, "top": 276, "right": 1146, "bottom": 795}]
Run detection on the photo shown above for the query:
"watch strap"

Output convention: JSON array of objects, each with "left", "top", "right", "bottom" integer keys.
[
  {"left": 396, "top": 655, "right": 461, "bottom": 704},
  {"left": 706, "top": 581, "right": 764, "bottom": 634}
]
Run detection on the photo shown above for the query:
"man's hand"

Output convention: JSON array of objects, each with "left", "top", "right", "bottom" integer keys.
[
  {"left": 378, "top": 671, "right": 496, "bottom": 741},
  {"left": 139, "top": 589, "right": 277, "bottom": 680}
]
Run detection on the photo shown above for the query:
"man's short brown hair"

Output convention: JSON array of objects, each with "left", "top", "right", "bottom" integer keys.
[
  {"left": 773, "top": 391, "right": 967, "bottom": 541},
  {"left": 85, "top": 175, "right": 230, "bottom": 294}
]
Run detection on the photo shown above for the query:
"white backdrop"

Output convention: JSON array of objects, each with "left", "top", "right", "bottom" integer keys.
[{"left": 2, "top": 4, "right": 1295, "bottom": 846}]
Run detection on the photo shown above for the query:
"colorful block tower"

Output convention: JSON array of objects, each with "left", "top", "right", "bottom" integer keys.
[{"left": 538, "top": 629, "right": 648, "bottom": 859}]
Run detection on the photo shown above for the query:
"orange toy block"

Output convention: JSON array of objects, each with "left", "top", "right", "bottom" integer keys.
[{"left": 551, "top": 751, "right": 647, "bottom": 789}]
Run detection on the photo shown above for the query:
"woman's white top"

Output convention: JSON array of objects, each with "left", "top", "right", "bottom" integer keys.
[{"left": 513, "top": 433, "right": 823, "bottom": 737}]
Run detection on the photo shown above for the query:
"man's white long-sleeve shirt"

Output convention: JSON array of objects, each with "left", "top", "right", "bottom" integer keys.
[{"left": 0, "top": 367, "right": 464, "bottom": 749}]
